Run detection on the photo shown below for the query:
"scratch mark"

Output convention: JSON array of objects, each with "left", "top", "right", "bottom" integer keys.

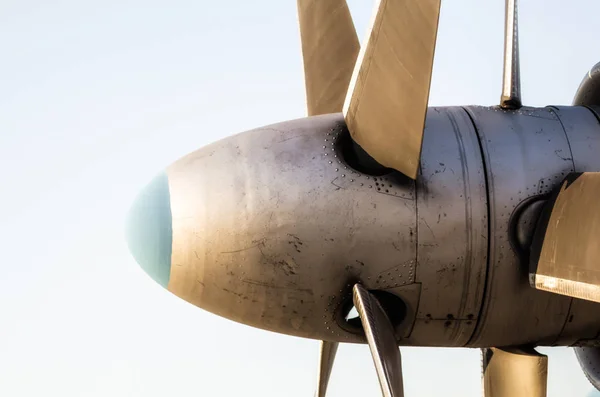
[
  {"left": 287, "top": 234, "right": 303, "bottom": 252},
  {"left": 242, "top": 279, "right": 312, "bottom": 293},
  {"left": 278, "top": 259, "right": 298, "bottom": 276},
  {"left": 522, "top": 113, "right": 556, "bottom": 121},
  {"left": 554, "top": 149, "right": 572, "bottom": 161},
  {"left": 220, "top": 240, "right": 265, "bottom": 254},
  {"left": 376, "top": 191, "right": 412, "bottom": 200},
  {"left": 222, "top": 287, "right": 245, "bottom": 299},
  {"left": 423, "top": 219, "right": 435, "bottom": 238},
  {"left": 330, "top": 177, "right": 345, "bottom": 190},
  {"left": 257, "top": 244, "right": 269, "bottom": 262},
  {"left": 277, "top": 135, "right": 304, "bottom": 144}
]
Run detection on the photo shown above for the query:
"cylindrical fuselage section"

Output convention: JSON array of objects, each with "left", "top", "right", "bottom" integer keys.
[
  {"left": 147, "top": 106, "right": 600, "bottom": 347},
  {"left": 465, "top": 105, "right": 600, "bottom": 348}
]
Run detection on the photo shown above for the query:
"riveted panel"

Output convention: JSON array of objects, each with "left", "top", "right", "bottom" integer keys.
[
  {"left": 465, "top": 106, "right": 574, "bottom": 347},
  {"left": 408, "top": 107, "right": 487, "bottom": 347},
  {"left": 167, "top": 113, "right": 418, "bottom": 343}
]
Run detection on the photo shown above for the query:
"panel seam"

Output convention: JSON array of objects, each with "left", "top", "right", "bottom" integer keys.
[{"left": 462, "top": 106, "right": 492, "bottom": 347}]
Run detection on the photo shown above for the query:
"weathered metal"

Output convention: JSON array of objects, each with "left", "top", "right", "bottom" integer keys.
[{"left": 129, "top": 105, "right": 600, "bottom": 348}]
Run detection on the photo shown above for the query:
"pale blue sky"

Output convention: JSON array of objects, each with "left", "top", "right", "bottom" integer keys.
[{"left": 1, "top": 1, "right": 599, "bottom": 396}]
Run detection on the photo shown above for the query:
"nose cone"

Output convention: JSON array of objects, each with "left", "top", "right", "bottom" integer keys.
[
  {"left": 159, "top": 113, "right": 416, "bottom": 343},
  {"left": 125, "top": 171, "right": 173, "bottom": 288}
]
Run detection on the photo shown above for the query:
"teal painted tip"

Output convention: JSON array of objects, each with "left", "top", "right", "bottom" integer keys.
[{"left": 126, "top": 171, "right": 172, "bottom": 288}]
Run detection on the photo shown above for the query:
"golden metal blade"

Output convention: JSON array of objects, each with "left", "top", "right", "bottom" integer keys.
[
  {"left": 482, "top": 347, "right": 548, "bottom": 397},
  {"left": 315, "top": 341, "right": 339, "bottom": 397},
  {"left": 531, "top": 172, "right": 600, "bottom": 303},
  {"left": 343, "top": 0, "right": 441, "bottom": 179},
  {"left": 297, "top": 0, "right": 359, "bottom": 116},
  {"left": 500, "top": 0, "right": 522, "bottom": 109},
  {"left": 353, "top": 284, "right": 404, "bottom": 397}
]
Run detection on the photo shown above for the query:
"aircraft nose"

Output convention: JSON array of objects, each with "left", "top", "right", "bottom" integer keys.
[{"left": 125, "top": 171, "right": 173, "bottom": 288}]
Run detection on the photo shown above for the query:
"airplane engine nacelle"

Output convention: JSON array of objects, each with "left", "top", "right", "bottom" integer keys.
[
  {"left": 575, "top": 347, "right": 600, "bottom": 391},
  {"left": 126, "top": 106, "right": 600, "bottom": 348}
]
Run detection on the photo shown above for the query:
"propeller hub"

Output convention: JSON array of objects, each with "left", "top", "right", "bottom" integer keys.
[{"left": 125, "top": 171, "right": 173, "bottom": 288}]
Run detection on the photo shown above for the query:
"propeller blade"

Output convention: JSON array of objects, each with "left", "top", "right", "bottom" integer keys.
[
  {"left": 353, "top": 284, "right": 404, "bottom": 397},
  {"left": 315, "top": 341, "right": 339, "bottom": 397},
  {"left": 343, "top": 0, "right": 441, "bottom": 179},
  {"left": 500, "top": 0, "right": 522, "bottom": 109},
  {"left": 482, "top": 347, "right": 548, "bottom": 397},
  {"left": 297, "top": 0, "right": 360, "bottom": 116},
  {"left": 530, "top": 172, "right": 600, "bottom": 303}
]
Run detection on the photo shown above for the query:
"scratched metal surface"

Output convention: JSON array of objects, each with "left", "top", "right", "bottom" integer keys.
[
  {"left": 166, "top": 113, "right": 417, "bottom": 343},
  {"left": 465, "top": 106, "right": 576, "bottom": 347},
  {"left": 162, "top": 105, "right": 600, "bottom": 348},
  {"left": 409, "top": 107, "right": 488, "bottom": 347}
]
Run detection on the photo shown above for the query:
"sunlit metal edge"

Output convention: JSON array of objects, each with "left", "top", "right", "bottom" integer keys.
[
  {"left": 315, "top": 341, "right": 339, "bottom": 397},
  {"left": 531, "top": 273, "right": 600, "bottom": 303}
]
